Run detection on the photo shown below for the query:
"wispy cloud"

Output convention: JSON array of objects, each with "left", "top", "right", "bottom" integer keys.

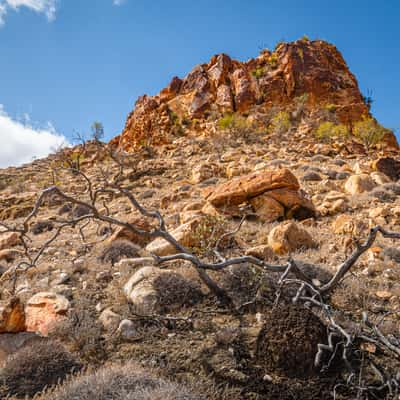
[
  {"left": 112, "top": 0, "right": 127, "bottom": 5},
  {"left": 0, "top": 105, "right": 69, "bottom": 168},
  {"left": 0, "top": 0, "right": 57, "bottom": 25}
]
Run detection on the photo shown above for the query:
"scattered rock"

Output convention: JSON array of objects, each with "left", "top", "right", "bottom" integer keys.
[
  {"left": 245, "top": 245, "right": 274, "bottom": 260},
  {"left": 267, "top": 221, "right": 317, "bottom": 255},
  {"left": 25, "top": 292, "right": 70, "bottom": 336},
  {"left": 0, "top": 232, "right": 20, "bottom": 251},
  {"left": 344, "top": 174, "right": 376, "bottom": 195},
  {"left": 249, "top": 194, "right": 285, "bottom": 222},
  {"left": 107, "top": 216, "right": 153, "bottom": 247},
  {"left": 0, "top": 298, "right": 25, "bottom": 333}
]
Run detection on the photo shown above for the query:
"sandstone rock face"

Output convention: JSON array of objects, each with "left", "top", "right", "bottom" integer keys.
[
  {"left": 25, "top": 292, "right": 70, "bottom": 336},
  {"left": 0, "top": 298, "right": 25, "bottom": 333},
  {"left": 344, "top": 174, "right": 376, "bottom": 195},
  {"left": 267, "top": 221, "right": 317, "bottom": 255},
  {"left": 204, "top": 168, "right": 315, "bottom": 221},
  {"left": 112, "top": 39, "right": 395, "bottom": 151}
]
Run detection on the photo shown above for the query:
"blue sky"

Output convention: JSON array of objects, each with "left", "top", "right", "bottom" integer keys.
[{"left": 0, "top": 0, "right": 399, "bottom": 167}]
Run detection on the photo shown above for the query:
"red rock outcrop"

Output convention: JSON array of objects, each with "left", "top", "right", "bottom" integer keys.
[{"left": 111, "top": 38, "right": 398, "bottom": 150}]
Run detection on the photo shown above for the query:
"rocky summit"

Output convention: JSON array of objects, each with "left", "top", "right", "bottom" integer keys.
[
  {"left": 112, "top": 38, "right": 397, "bottom": 150},
  {"left": 1, "top": 38, "right": 400, "bottom": 400}
]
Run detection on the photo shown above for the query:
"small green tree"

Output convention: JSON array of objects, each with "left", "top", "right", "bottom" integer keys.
[
  {"left": 217, "top": 113, "right": 252, "bottom": 138},
  {"left": 314, "top": 121, "right": 349, "bottom": 142},
  {"left": 91, "top": 121, "right": 104, "bottom": 142},
  {"left": 270, "top": 111, "right": 291, "bottom": 135},
  {"left": 353, "top": 117, "right": 388, "bottom": 150}
]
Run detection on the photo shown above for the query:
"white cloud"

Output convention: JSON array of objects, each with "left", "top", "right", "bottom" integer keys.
[
  {"left": 112, "top": 0, "right": 126, "bottom": 5},
  {"left": 0, "top": 105, "right": 69, "bottom": 168},
  {"left": 0, "top": 0, "right": 57, "bottom": 25}
]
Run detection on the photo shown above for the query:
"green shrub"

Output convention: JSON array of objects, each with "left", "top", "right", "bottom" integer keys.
[
  {"left": 270, "top": 111, "right": 291, "bottom": 135},
  {"left": 314, "top": 121, "right": 349, "bottom": 142},
  {"left": 268, "top": 54, "right": 278, "bottom": 68},
  {"left": 251, "top": 67, "right": 265, "bottom": 79},
  {"left": 353, "top": 117, "right": 389, "bottom": 150},
  {"left": 217, "top": 113, "right": 252, "bottom": 138}
]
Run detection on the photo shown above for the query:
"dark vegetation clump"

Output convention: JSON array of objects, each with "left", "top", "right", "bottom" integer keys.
[
  {"left": 58, "top": 203, "right": 73, "bottom": 215},
  {"left": 383, "top": 246, "right": 400, "bottom": 263},
  {"left": 381, "top": 182, "right": 400, "bottom": 195},
  {"left": 256, "top": 304, "right": 327, "bottom": 378},
  {"left": 51, "top": 299, "right": 107, "bottom": 365},
  {"left": 99, "top": 239, "right": 140, "bottom": 265},
  {"left": 72, "top": 204, "right": 92, "bottom": 218},
  {"left": 38, "top": 362, "right": 203, "bottom": 400},
  {"left": 0, "top": 339, "right": 81, "bottom": 398},
  {"left": 31, "top": 220, "right": 54, "bottom": 235},
  {"left": 152, "top": 272, "right": 204, "bottom": 313},
  {"left": 368, "top": 187, "right": 396, "bottom": 202}
]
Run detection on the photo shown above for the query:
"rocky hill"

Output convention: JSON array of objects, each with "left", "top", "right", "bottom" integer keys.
[
  {"left": 112, "top": 38, "right": 397, "bottom": 150},
  {"left": 0, "top": 39, "right": 400, "bottom": 400}
]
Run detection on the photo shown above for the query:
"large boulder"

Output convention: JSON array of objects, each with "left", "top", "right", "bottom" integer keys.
[
  {"left": 123, "top": 267, "right": 202, "bottom": 314},
  {"left": 25, "top": 292, "right": 70, "bottom": 336},
  {"left": 344, "top": 174, "right": 376, "bottom": 195},
  {"left": 205, "top": 168, "right": 299, "bottom": 207},
  {"left": 0, "top": 298, "right": 25, "bottom": 333},
  {"left": 204, "top": 168, "right": 315, "bottom": 221},
  {"left": 268, "top": 221, "right": 317, "bottom": 255},
  {"left": 249, "top": 194, "right": 285, "bottom": 222}
]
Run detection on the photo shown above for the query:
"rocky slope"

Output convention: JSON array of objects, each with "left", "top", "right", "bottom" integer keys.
[
  {"left": 112, "top": 38, "right": 397, "bottom": 150},
  {"left": 0, "top": 39, "right": 400, "bottom": 400}
]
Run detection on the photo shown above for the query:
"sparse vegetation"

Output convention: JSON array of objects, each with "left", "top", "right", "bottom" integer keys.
[
  {"left": 217, "top": 113, "right": 252, "bottom": 138},
  {"left": 353, "top": 116, "right": 389, "bottom": 150},
  {"left": 314, "top": 121, "right": 349, "bottom": 142},
  {"left": 37, "top": 362, "right": 203, "bottom": 400},
  {"left": 251, "top": 66, "right": 265, "bottom": 79},
  {"left": 0, "top": 339, "right": 81, "bottom": 398},
  {"left": 270, "top": 110, "right": 291, "bottom": 134},
  {"left": 100, "top": 239, "right": 140, "bottom": 265}
]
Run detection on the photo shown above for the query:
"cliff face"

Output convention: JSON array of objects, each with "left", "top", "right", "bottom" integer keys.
[{"left": 112, "top": 39, "right": 393, "bottom": 150}]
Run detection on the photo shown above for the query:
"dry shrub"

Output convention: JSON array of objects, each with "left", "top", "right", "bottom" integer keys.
[
  {"left": 152, "top": 272, "right": 203, "bottom": 313},
  {"left": 100, "top": 239, "right": 140, "bottom": 265},
  {"left": 383, "top": 247, "right": 400, "bottom": 263},
  {"left": 58, "top": 203, "right": 73, "bottom": 215},
  {"left": 38, "top": 362, "right": 203, "bottom": 400},
  {"left": 51, "top": 297, "right": 106, "bottom": 364},
  {"left": 0, "top": 339, "right": 81, "bottom": 398},
  {"left": 367, "top": 187, "right": 396, "bottom": 202},
  {"left": 31, "top": 220, "right": 54, "bottom": 235},
  {"left": 72, "top": 204, "right": 92, "bottom": 218},
  {"left": 218, "top": 264, "right": 267, "bottom": 306},
  {"left": 256, "top": 304, "right": 327, "bottom": 378},
  {"left": 330, "top": 277, "right": 374, "bottom": 312}
]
